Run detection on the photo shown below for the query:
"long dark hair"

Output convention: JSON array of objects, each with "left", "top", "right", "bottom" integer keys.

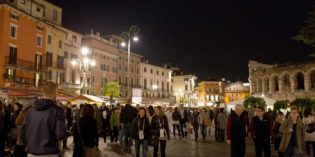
[
  {"left": 81, "top": 104, "right": 95, "bottom": 118},
  {"left": 148, "top": 105, "right": 155, "bottom": 116}
]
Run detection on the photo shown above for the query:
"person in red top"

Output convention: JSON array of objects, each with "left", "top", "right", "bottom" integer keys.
[
  {"left": 226, "top": 104, "right": 247, "bottom": 157},
  {"left": 249, "top": 106, "right": 273, "bottom": 157}
]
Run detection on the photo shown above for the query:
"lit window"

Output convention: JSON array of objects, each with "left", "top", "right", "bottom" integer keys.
[{"left": 36, "top": 35, "right": 42, "bottom": 47}]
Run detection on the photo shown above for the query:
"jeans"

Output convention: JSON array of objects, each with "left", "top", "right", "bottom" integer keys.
[
  {"left": 111, "top": 126, "right": 119, "bottom": 142},
  {"left": 153, "top": 140, "right": 167, "bottom": 157},
  {"left": 179, "top": 119, "right": 186, "bottom": 137},
  {"left": 135, "top": 140, "right": 148, "bottom": 157},
  {"left": 173, "top": 124, "right": 181, "bottom": 138},
  {"left": 122, "top": 123, "right": 133, "bottom": 149},
  {"left": 193, "top": 125, "right": 199, "bottom": 141},
  {"left": 285, "top": 146, "right": 301, "bottom": 157},
  {"left": 200, "top": 125, "right": 207, "bottom": 140},
  {"left": 305, "top": 141, "right": 315, "bottom": 157},
  {"left": 218, "top": 129, "right": 225, "bottom": 142},
  {"left": 254, "top": 139, "right": 271, "bottom": 157}
]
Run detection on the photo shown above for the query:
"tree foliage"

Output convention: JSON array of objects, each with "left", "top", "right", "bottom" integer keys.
[
  {"left": 291, "top": 98, "right": 315, "bottom": 111},
  {"left": 293, "top": 7, "right": 315, "bottom": 47},
  {"left": 273, "top": 100, "right": 289, "bottom": 111},
  {"left": 243, "top": 96, "right": 266, "bottom": 109},
  {"left": 103, "top": 81, "right": 120, "bottom": 105}
]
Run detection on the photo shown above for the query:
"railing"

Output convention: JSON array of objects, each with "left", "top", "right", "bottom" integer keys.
[
  {"left": 5, "top": 56, "right": 44, "bottom": 71},
  {"left": 3, "top": 74, "right": 44, "bottom": 86}
]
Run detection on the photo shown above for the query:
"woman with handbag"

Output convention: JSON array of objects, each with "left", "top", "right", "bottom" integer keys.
[
  {"left": 151, "top": 106, "right": 170, "bottom": 157},
  {"left": 77, "top": 104, "right": 99, "bottom": 157},
  {"left": 303, "top": 108, "right": 315, "bottom": 157},
  {"left": 132, "top": 107, "right": 150, "bottom": 157},
  {"left": 198, "top": 108, "right": 209, "bottom": 141}
]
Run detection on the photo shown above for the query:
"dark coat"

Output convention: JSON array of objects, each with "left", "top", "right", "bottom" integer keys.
[
  {"left": 132, "top": 117, "right": 150, "bottom": 140},
  {"left": 172, "top": 111, "right": 181, "bottom": 121},
  {"left": 120, "top": 104, "right": 137, "bottom": 124},
  {"left": 249, "top": 115, "right": 272, "bottom": 142},
  {"left": 22, "top": 99, "right": 66, "bottom": 155},
  {"left": 150, "top": 115, "right": 170, "bottom": 139},
  {"left": 77, "top": 117, "right": 99, "bottom": 148}
]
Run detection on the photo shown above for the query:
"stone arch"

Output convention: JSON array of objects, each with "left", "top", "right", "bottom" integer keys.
[
  {"left": 293, "top": 71, "right": 305, "bottom": 90},
  {"left": 270, "top": 74, "right": 279, "bottom": 92},
  {"left": 280, "top": 72, "right": 291, "bottom": 92},
  {"left": 263, "top": 76, "right": 269, "bottom": 93}
]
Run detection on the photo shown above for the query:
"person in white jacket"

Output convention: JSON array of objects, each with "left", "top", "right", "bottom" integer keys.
[{"left": 303, "top": 107, "right": 315, "bottom": 157}]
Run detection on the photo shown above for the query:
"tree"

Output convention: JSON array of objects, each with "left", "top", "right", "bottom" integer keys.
[
  {"left": 293, "top": 7, "right": 315, "bottom": 47},
  {"left": 273, "top": 100, "right": 289, "bottom": 111},
  {"left": 243, "top": 96, "right": 266, "bottom": 109},
  {"left": 291, "top": 98, "right": 315, "bottom": 111},
  {"left": 103, "top": 81, "right": 120, "bottom": 105}
]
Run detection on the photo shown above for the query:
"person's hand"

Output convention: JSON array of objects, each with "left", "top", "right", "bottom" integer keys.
[{"left": 226, "top": 140, "right": 231, "bottom": 144}]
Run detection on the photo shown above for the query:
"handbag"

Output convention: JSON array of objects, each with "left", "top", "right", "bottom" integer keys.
[{"left": 203, "top": 118, "right": 212, "bottom": 126}]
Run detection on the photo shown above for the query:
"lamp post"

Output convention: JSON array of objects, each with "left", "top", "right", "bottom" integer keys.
[
  {"left": 120, "top": 25, "right": 140, "bottom": 99},
  {"left": 71, "top": 47, "right": 96, "bottom": 95}
]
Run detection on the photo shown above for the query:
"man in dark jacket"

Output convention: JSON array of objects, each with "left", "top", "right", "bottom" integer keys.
[
  {"left": 22, "top": 81, "right": 66, "bottom": 157},
  {"left": 120, "top": 103, "right": 137, "bottom": 152},
  {"left": 226, "top": 104, "right": 247, "bottom": 157},
  {"left": 249, "top": 106, "right": 272, "bottom": 157}
]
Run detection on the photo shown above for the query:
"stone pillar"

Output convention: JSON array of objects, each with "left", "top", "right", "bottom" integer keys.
[
  {"left": 305, "top": 72, "right": 310, "bottom": 92},
  {"left": 262, "top": 79, "right": 266, "bottom": 93},
  {"left": 290, "top": 76, "right": 295, "bottom": 94},
  {"left": 279, "top": 77, "right": 284, "bottom": 94},
  {"left": 269, "top": 78, "right": 273, "bottom": 94}
]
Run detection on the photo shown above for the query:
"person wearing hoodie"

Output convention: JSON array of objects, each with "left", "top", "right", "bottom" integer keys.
[{"left": 22, "top": 81, "right": 66, "bottom": 157}]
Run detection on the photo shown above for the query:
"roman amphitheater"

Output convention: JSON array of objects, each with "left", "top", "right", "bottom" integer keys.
[{"left": 249, "top": 60, "right": 315, "bottom": 101}]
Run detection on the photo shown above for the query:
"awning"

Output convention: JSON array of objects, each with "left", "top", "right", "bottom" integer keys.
[{"left": 68, "top": 94, "right": 105, "bottom": 103}]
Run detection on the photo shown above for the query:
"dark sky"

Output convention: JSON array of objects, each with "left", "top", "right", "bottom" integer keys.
[{"left": 52, "top": 0, "right": 314, "bottom": 82}]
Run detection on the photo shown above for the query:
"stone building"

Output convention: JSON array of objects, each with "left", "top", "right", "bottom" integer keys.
[{"left": 248, "top": 60, "right": 315, "bottom": 101}]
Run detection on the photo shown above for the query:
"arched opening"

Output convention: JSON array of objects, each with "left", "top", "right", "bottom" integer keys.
[
  {"left": 310, "top": 70, "right": 315, "bottom": 90},
  {"left": 263, "top": 77, "right": 269, "bottom": 92},
  {"left": 257, "top": 78, "right": 262, "bottom": 92},
  {"left": 272, "top": 76, "right": 279, "bottom": 92},
  {"left": 283, "top": 73, "right": 291, "bottom": 92},
  {"left": 295, "top": 72, "right": 304, "bottom": 90}
]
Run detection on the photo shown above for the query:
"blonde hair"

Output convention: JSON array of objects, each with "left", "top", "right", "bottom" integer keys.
[{"left": 42, "top": 81, "right": 58, "bottom": 97}]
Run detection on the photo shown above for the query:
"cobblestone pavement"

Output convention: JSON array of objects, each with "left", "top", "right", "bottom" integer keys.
[{"left": 63, "top": 136, "right": 279, "bottom": 157}]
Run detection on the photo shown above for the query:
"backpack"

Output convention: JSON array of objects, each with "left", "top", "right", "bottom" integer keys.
[{"left": 306, "top": 122, "right": 315, "bottom": 133}]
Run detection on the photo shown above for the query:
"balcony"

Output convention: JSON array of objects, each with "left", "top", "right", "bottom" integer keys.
[
  {"left": 3, "top": 74, "right": 44, "bottom": 87},
  {"left": 4, "top": 56, "right": 44, "bottom": 71}
]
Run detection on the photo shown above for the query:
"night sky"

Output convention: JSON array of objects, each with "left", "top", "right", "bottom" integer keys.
[{"left": 52, "top": 0, "right": 315, "bottom": 82}]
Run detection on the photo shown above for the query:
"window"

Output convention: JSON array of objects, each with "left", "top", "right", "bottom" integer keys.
[
  {"left": 167, "top": 82, "right": 169, "bottom": 92},
  {"left": 9, "top": 13, "right": 19, "bottom": 20},
  {"left": 144, "top": 67, "right": 147, "bottom": 73},
  {"left": 10, "top": 24, "right": 17, "bottom": 39},
  {"left": 150, "top": 69, "right": 153, "bottom": 74},
  {"left": 156, "top": 70, "right": 159, "bottom": 75},
  {"left": 46, "top": 52, "right": 53, "bottom": 67},
  {"left": 70, "top": 53, "right": 78, "bottom": 59},
  {"left": 36, "top": 25, "right": 44, "bottom": 31},
  {"left": 52, "top": 9, "right": 58, "bottom": 21},
  {"left": 162, "top": 82, "right": 164, "bottom": 92},
  {"left": 57, "top": 55, "right": 64, "bottom": 69},
  {"left": 64, "top": 52, "right": 69, "bottom": 59},
  {"left": 36, "top": 35, "right": 42, "bottom": 47},
  {"left": 72, "top": 35, "right": 77, "bottom": 42},
  {"left": 9, "top": 46, "right": 17, "bottom": 65},
  {"left": 36, "top": 7, "right": 41, "bottom": 12},
  {"left": 185, "top": 85, "right": 188, "bottom": 91},
  {"left": 144, "top": 79, "right": 147, "bottom": 90},
  {"left": 47, "top": 35, "right": 52, "bottom": 44},
  {"left": 34, "top": 54, "right": 42, "bottom": 70},
  {"left": 162, "top": 72, "right": 164, "bottom": 76},
  {"left": 58, "top": 40, "right": 62, "bottom": 48}
]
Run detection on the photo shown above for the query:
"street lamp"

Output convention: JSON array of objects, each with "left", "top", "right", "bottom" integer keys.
[
  {"left": 71, "top": 47, "right": 96, "bottom": 94},
  {"left": 120, "top": 25, "right": 140, "bottom": 98}
]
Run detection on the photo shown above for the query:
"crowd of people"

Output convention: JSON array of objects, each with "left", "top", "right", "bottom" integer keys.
[{"left": 1, "top": 81, "right": 315, "bottom": 157}]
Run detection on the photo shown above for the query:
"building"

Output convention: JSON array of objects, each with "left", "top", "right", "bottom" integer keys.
[
  {"left": 82, "top": 33, "right": 119, "bottom": 96},
  {"left": 60, "top": 27, "right": 82, "bottom": 94},
  {"left": 197, "top": 81, "right": 225, "bottom": 106},
  {"left": 105, "top": 34, "right": 143, "bottom": 98},
  {"left": 249, "top": 60, "right": 315, "bottom": 101},
  {"left": 171, "top": 71, "right": 197, "bottom": 105},
  {"left": 139, "top": 61, "right": 172, "bottom": 104},
  {"left": 0, "top": 0, "right": 69, "bottom": 90},
  {"left": 224, "top": 81, "right": 250, "bottom": 103}
]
